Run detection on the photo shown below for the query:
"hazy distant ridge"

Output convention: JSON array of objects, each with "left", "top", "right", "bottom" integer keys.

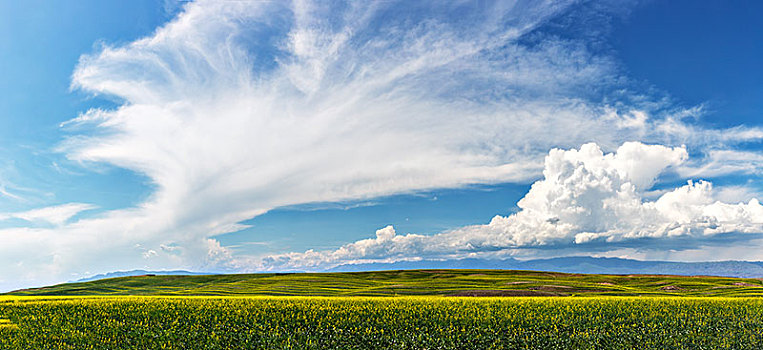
[
  {"left": 79, "top": 257, "right": 763, "bottom": 283},
  {"left": 328, "top": 257, "right": 763, "bottom": 278}
]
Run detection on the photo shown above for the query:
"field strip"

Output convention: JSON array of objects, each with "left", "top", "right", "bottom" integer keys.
[{"left": 0, "top": 316, "right": 17, "bottom": 330}]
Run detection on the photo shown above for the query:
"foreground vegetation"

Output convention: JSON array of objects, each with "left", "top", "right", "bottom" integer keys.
[
  {"left": 1, "top": 296, "right": 762, "bottom": 349},
  {"left": 8, "top": 269, "right": 763, "bottom": 297},
  {"left": 5, "top": 271, "right": 762, "bottom": 348}
]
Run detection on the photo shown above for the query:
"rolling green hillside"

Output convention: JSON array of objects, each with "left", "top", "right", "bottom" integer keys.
[{"left": 7, "top": 269, "right": 763, "bottom": 297}]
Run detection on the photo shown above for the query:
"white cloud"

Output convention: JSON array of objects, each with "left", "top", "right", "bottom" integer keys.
[
  {"left": 2, "top": 1, "right": 763, "bottom": 291},
  {"left": 713, "top": 185, "right": 763, "bottom": 204},
  {"left": 679, "top": 149, "right": 763, "bottom": 178},
  {"left": 142, "top": 249, "right": 158, "bottom": 259},
  {"left": 0, "top": 203, "right": 95, "bottom": 226},
  {"left": 260, "top": 142, "right": 763, "bottom": 270},
  {"left": 0, "top": 185, "right": 23, "bottom": 201}
]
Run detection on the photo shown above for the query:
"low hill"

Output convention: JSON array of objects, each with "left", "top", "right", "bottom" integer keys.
[
  {"left": 74, "top": 270, "right": 215, "bottom": 283},
  {"left": 7, "top": 269, "right": 763, "bottom": 297}
]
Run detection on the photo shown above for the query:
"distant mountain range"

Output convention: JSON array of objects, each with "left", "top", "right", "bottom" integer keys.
[
  {"left": 328, "top": 257, "right": 763, "bottom": 278},
  {"left": 76, "top": 257, "right": 763, "bottom": 283},
  {"left": 75, "top": 270, "right": 216, "bottom": 283}
]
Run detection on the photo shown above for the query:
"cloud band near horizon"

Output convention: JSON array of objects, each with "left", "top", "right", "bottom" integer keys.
[{"left": 255, "top": 142, "right": 763, "bottom": 271}]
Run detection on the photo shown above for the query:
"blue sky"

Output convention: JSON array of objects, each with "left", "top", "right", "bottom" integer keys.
[
  {"left": 0, "top": 0, "right": 762, "bottom": 291},
  {"left": 613, "top": 0, "right": 763, "bottom": 128},
  {"left": 0, "top": 0, "right": 168, "bottom": 214}
]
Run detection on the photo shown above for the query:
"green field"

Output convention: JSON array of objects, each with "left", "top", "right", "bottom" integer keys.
[
  {"left": 1, "top": 296, "right": 762, "bottom": 349},
  {"left": 8, "top": 269, "right": 763, "bottom": 297},
  {"left": 4, "top": 270, "right": 763, "bottom": 349}
]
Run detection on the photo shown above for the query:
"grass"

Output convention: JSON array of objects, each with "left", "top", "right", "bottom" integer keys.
[
  {"left": 6, "top": 269, "right": 763, "bottom": 297},
  {"left": 1, "top": 296, "right": 762, "bottom": 349}
]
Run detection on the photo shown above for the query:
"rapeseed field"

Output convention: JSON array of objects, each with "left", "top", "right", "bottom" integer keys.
[{"left": 1, "top": 296, "right": 761, "bottom": 349}]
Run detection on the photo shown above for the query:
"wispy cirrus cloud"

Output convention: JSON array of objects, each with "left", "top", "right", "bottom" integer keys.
[
  {"left": 0, "top": 203, "right": 96, "bottom": 226},
  {"left": 679, "top": 149, "right": 763, "bottom": 178},
  {"left": 0, "top": 185, "right": 23, "bottom": 202}
]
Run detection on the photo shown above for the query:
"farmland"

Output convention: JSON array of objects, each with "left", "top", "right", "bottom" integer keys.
[
  {"left": 3, "top": 270, "right": 763, "bottom": 349},
  {"left": 1, "top": 296, "right": 762, "bottom": 349},
  {"left": 8, "top": 269, "right": 763, "bottom": 297}
]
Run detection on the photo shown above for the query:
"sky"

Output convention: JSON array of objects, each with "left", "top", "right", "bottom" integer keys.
[{"left": 0, "top": 0, "right": 761, "bottom": 291}]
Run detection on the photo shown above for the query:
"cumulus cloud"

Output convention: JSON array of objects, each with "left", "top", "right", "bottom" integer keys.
[
  {"left": 2, "top": 0, "right": 763, "bottom": 291},
  {"left": 261, "top": 142, "right": 763, "bottom": 270}
]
